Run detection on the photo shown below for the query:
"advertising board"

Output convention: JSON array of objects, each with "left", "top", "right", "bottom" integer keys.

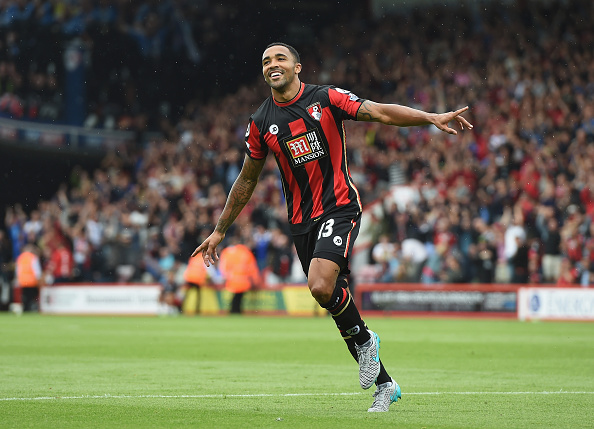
[
  {"left": 355, "top": 283, "right": 519, "bottom": 317},
  {"left": 517, "top": 287, "right": 594, "bottom": 321},
  {"left": 40, "top": 284, "right": 162, "bottom": 315}
]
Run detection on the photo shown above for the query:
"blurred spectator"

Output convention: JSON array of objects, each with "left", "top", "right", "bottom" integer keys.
[
  {"left": 5, "top": 205, "right": 26, "bottom": 258},
  {"left": 503, "top": 208, "right": 526, "bottom": 267},
  {"left": 252, "top": 224, "right": 271, "bottom": 272},
  {"left": 181, "top": 253, "right": 210, "bottom": 315},
  {"left": 159, "top": 267, "right": 182, "bottom": 315},
  {"left": 23, "top": 210, "right": 42, "bottom": 242},
  {"left": 0, "top": 229, "right": 11, "bottom": 273},
  {"left": 219, "top": 237, "right": 260, "bottom": 314},
  {"left": 371, "top": 234, "right": 397, "bottom": 266},
  {"left": 0, "top": 229, "right": 11, "bottom": 310},
  {"left": 71, "top": 225, "right": 92, "bottom": 281},
  {"left": 266, "top": 228, "right": 294, "bottom": 285},
  {"left": 583, "top": 223, "right": 594, "bottom": 286},
  {"left": 509, "top": 235, "right": 529, "bottom": 284},
  {"left": 45, "top": 239, "right": 74, "bottom": 284},
  {"left": 536, "top": 207, "right": 563, "bottom": 283},
  {"left": 557, "top": 258, "right": 578, "bottom": 287},
  {"left": 469, "top": 237, "right": 497, "bottom": 284},
  {"left": 15, "top": 244, "right": 42, "bottom": 311},
  {"left": 400, "top": 238, "right": 427, "bottom": 282},
  {"left": 371, "top": 234, "right": 400, "bottom": 283},
  {"left": 440, "top": 253, "right": 465, "bottom": 284}
]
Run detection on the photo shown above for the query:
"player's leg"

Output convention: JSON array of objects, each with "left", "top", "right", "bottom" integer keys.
[
  {"left": 307, "top": 257, "right": 371, "bottom": 345},
  {"left": 337, "top": 295, "right": 401, "bottom": 411},
  {"left": 308, "top": 257, "right": 381, "bottom": 391},
  {"left": 304, "top": 213, "right": 394, "bottom": 392},
  {"left": 333, "top": 280, "right": 391, "bottom": 387},
  {"left": 310, "top": 257, "right": 400, "bottom": 400},
  {"left": 312, "top": 213, "right": 401, "bottom": 411},
  {"left": 293, "top": 226, "right": 372, "bottom": 347}
]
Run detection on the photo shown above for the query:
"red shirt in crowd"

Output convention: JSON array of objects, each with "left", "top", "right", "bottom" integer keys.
[
  {"left": 564, "top": 234, "right": 583, "bottom": 263},
  {"left": 47, "top": 245, "right": 74, "bottom": 280},
  {"left": 580, "top": 187, "right": 594, "bottom": 217}
]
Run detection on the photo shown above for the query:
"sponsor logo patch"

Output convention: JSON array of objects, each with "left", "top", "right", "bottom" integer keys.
[
  {"left": 283, "top": 128, "right": 327, "bottom": 167},
  {"left": 334, "top": 87, "right": 359, "bottom": 101},
  {"left": 346, "top": 326, "right": 360, "bottom": 336}
]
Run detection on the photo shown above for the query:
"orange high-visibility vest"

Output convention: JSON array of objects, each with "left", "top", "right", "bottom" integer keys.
[
  {"left": 184, "top": 255, "right": 209, "bottom": 285},
  {"left": 16, "top": 251, "right": 41, "bottom": 288},
  {"left": 219, "top": 244, "right": 260, "bottom": 293}
]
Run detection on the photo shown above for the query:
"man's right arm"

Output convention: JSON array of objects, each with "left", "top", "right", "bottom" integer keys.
[{"left": 192, "top": 155, "right": 265, "bottom": 265}]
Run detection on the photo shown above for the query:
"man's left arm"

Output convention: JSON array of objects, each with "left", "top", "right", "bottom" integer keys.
[{"left": 357, "top": 100, "right": 473, "bottom": 135}]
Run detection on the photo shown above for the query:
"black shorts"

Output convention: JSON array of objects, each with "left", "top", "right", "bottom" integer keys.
[{"left": 293, "top": 211, "right": 361, "bottom": 278}]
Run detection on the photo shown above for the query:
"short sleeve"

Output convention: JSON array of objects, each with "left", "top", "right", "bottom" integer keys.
[
  {"left": 244, "top": 118, "right": 268, "bottom": 160},
  {"left": 328, "top": 87, "right": 366, "bottom": 120}
]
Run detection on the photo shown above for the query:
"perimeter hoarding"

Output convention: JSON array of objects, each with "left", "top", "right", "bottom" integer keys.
[
  {"left": 354, "top": 283, "right": 519, "bottom": 317},
  {"left": 183, "top": 285, "right": 326, "bottom": 316},
  {"left": 40, "top": 284, "right": 163, "bottom": 315},
  {"left": 39, "top": 283, "right": 593, "bottom": 320},
  {"left": 39, "top": 283, "right": 325, "bottom": 316},
  {"left": 517, "top": 287, "right": 594, "bottom": 321}
]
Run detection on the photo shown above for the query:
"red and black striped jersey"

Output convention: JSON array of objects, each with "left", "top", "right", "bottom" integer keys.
[{"left": 245, "top": 83, "right": 364, "bottom": 235}]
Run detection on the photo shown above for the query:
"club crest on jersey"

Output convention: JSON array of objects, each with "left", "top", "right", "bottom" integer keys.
[
  {"left": 283, "top": 128, "right": 327, "bottom": 168},
  {"left": 307, "top": 102, "right": 323, "bottom": 121}
]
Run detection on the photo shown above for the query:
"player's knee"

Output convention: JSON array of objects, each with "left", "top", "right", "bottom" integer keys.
[{"left": 309, "top": 278, "right": 334, "bottom": 304}]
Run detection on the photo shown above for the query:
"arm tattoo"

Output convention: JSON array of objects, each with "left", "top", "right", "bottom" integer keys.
[
  {"left": 215, "top": 157, "right": 264, "bottom": 234},
  {"left": 357, "top": 100, "right": 379, "bottom": 122}
]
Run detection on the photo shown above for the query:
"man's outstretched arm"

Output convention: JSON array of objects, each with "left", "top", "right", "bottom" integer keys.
[
  {"left": 357, "top": 101, "right": 473, "bottom": 135},
  {"left": 192, "top": 155, "right": 266, "bottom": 266}
]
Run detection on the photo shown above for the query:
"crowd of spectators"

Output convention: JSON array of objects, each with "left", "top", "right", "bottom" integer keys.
[
  {"left": 1, "top": 0, "right": 593, "bottom": 300},
  {"left": 0, "top": 0, "right": 222, "bottom": 130}
]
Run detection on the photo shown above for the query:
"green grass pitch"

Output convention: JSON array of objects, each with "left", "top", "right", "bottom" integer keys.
[{"left": 0, "top": 314, "right": 592, "bottom": 428}]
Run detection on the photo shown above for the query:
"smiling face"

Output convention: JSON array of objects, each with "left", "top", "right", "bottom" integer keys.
[{"left": 262, "top": 45, "right": 301, "bottom": 97}]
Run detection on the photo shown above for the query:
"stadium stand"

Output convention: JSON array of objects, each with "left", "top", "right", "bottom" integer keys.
[{"left": 0, "top": 0, "right": 593, "bottom": 311}]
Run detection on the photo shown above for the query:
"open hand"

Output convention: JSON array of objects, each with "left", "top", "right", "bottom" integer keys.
[
  {"left": 432, "top": 106, "right": 473, "bottom": 135},
  {"left": 191, "top": 230, "right": 225, "bottom": 267}
]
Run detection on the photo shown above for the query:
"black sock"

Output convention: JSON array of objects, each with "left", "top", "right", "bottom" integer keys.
[
  {"left": 375, "top": 362, "right": 391, "bottom": 385},
  {"left": 321, "top": 277, "right": 370, "bottom": 345},
  {"left": 342, "top": 326, "right": 391, "bottom": 386}
]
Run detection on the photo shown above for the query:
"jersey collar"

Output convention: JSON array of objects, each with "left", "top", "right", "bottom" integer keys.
[{"left": 273, "top": 82, "right": 305, "bottom": 107}]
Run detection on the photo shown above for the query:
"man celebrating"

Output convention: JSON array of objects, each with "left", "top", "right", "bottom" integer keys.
[{"left": 193, "top": 42, "right": 472, "bottom": 412}]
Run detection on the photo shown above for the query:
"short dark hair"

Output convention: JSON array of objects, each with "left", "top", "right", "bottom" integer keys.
[{"left": 265, "top": 42, "right": 300, "bottom": 63}]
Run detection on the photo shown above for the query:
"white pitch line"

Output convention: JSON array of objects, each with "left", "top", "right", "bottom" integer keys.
[
  {"left": 405, "top": 391, "right": 594, "bottom": 395},
  {"left": 1, "top": 391, "right": 592, "bottom": 402}
]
